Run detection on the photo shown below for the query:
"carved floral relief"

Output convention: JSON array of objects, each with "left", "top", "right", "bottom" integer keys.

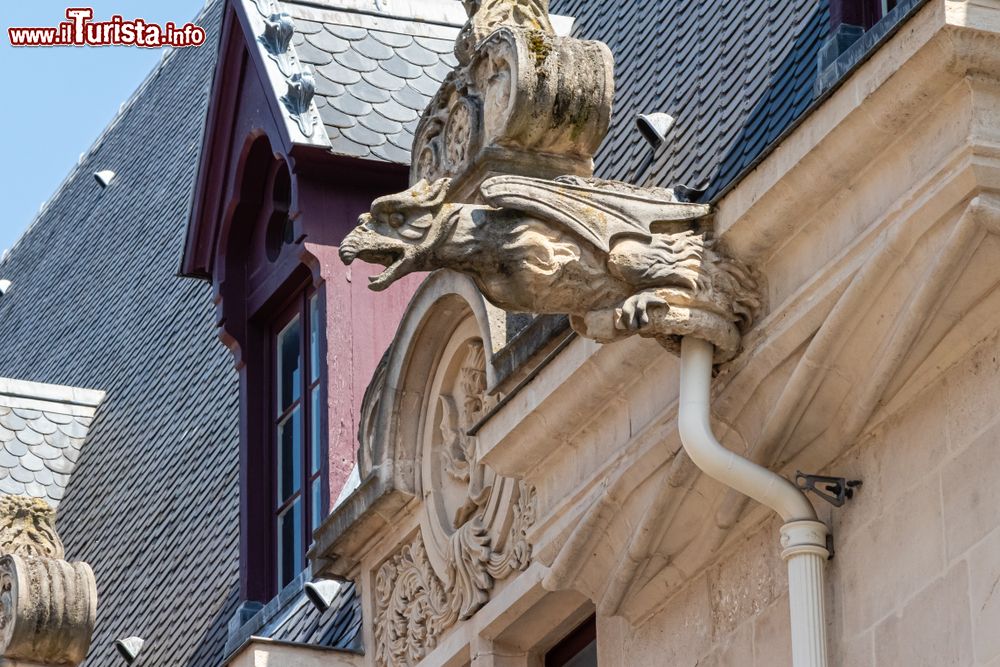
[{"left": 373, "top": 336, "right": 536, "bottom": 667}]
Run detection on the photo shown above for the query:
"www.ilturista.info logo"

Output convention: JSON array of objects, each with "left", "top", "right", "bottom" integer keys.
[{"left": 7, "top": 8, "right": 206, "bottom": 47}]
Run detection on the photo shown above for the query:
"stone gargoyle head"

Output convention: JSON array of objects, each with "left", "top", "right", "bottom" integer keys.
[{"left": 339, "top": 178, "right": 456, "bottom": 291}]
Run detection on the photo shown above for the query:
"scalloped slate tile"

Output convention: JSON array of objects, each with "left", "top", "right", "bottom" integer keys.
[
  {"left": 341, "top": 122, "right": 388, "bottom": 148},
  {"left": 370, "top": 30, "right": 413, "bottom": 48},
  {"left": 316, "top": 60, "right": 363, "bottom": 86},
  {"left": 354, "top": 35, "right": 396, "bottom": 61},
  {"left": 305, "top": 30, "right": 352, "bottom": 55},
  {"left": 326, "top": 24, "right": 368, "bottom": 41},
  {"left": 288, "top": 13, "right": 460, "bottom": 165}
]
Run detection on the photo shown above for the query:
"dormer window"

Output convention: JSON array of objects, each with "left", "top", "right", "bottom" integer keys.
[{"left": 273, "top": 290, "right": 326, "bottom": 590}]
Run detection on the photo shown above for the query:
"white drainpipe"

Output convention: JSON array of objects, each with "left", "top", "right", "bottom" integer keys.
[{"left": 678, "top": 336, "right": 829, "bottom": 667}]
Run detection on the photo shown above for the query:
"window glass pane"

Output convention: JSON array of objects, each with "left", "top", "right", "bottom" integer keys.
[
  {"left": 277, "top": 315, "right": 301, "bottom": 412},
  {"left": 311, "top": 480, "right": 323, "bottom": 530},
  {"left": 276, "top": 499, "right": 303, "bottom": 589},
  {"left": 561, "top": 641, "right": 596, "bottom": 667},
  {"left": 310, "top": 294, "right": 321, "bottom": 383},
  {"left": 310, "top": 386, "right": 322, "bottom": 475},
  {"left": 277, "top": 408, "right": 302, "bottom": 503}
]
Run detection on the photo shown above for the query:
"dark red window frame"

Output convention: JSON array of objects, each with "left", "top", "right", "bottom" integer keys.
[
  {"left": 270, "top": 287, "right": 327, "bottom": 592},
  {"left": 830, "top": 0, "right": 899, "bottom": 31},
  {"left": 545, "top": 616, "right": 597, "bottom": 667}
]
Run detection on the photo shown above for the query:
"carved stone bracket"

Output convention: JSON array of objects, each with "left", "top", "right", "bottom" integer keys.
[{"left": 0, "top": 496, "right": 96, "bottom": 666}]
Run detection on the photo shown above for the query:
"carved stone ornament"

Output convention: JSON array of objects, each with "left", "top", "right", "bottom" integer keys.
[
  {"left": 341, "top": 0, "right": 762, "bottom": 363},
  {"left": 412, "top": 0, "right": 614, "bottom": 195},
  {"left": 373, "top": 336, "right": 536, "bottom": 667},
  {"left": 0, "top": 496, "right": 97, "bottom": 666}
]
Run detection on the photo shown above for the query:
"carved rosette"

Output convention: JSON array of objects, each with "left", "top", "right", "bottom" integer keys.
[
  {"left": 373, "top": 337, "right": 536, "bottom": 667},
  {"left": 0, "top": 496, "right": 97, "bottom": 666},
  {"left": 411, "top": 25, "right": 614, "bottom": 188}
]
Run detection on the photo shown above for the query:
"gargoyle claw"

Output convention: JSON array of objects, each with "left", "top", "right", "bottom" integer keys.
[{"left": 615, "top": 292, "right": 669, "bottom": 331}]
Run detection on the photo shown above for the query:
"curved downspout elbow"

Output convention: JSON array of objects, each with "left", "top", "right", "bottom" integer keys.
[{"left": 678, "top": 336, "right": 817, "bottom": 523}]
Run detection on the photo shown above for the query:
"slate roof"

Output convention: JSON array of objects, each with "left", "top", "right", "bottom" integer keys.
[
  {"left": 282, "top": 0, "right": 461, "bottom": 162},
  {"left": 0, "top": 2, "right": 244, "bottom": 665},
  {"left": 226, "top": 575, "right": 362, "bottom": 655},
  {"left": 550, "top": 0, "right": 831, "bottom": 201},
  {"left": 0, "top": 378, "right": 104, "bottom": 506}
]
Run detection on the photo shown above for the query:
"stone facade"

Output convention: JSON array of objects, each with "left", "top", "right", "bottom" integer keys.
[{"left": 309, "top": 0, "right": 1000, "bottom": 665}]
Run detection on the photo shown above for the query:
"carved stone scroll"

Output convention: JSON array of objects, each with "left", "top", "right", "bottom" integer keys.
[{"left": 0, "top": 496, "right": 97, "bottom": 666}]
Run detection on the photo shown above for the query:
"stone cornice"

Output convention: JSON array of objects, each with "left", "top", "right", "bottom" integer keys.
[{"left": 717, "top": 0, "right": 1000, "bottom": 264}]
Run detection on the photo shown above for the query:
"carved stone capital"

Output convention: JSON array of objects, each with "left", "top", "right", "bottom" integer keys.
[
  {"left": 0, "top": 497, "right": 97, "bottom": 666},
  {"left": 411, "top": 1, "right": 614, "bottom": 199},
  {"left": 0, "top": 555, "right": 97, "bottom": 666}
]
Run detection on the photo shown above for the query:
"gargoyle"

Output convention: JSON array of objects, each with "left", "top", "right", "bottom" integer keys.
[{"left": 339, "top": 176, "right": 761, "bottom": 360}]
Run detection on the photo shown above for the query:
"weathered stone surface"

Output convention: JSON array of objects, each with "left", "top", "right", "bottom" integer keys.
[
  {"left": 370, "top": 331, "right": 536, "bottom": 667},
  {"left": 341, "top": 175, "right": 760, "bottom": 361},
  {"left": 0, "top": 496, "right": 63, "bottom": 560},
  {"left": 0, "top": 554, "right": 97, "bottom": 666},
  {"left": 341, "top": 0, "right": 761, "bottom": 363},
  {"left": 0, "top": 496, "right": 97, "bottom": 666}
]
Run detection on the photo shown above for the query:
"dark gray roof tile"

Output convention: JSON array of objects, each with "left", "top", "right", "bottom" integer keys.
[
  {"left": 413, "top": 36, "right": 455, "bottom": 54},
  {"left": 294, "top": 18, "right": 323, "bottom": 34},
  {"left": 357, "top": 111, "right": 404, "bottom": 136},
  {"left": 353, "top": 35, "right": 396, "bottom": 61},
  {"left": 318, "top": 104, "right": 358, "bottom": 129},
  {"left": 372, "top": 142, "right": 412, "bottom": 164},
  {"left": 350, "top": 80, "right": 392, "bottom": 104},
  {"left": 312, "top": 72, "right": 347, "bottom": 98},
  {"left": 408, "top": 72, "right": 445, "bottom": 97},
  {"left": 328, "top": 133, "right": 372, "bottom": 158},
  {"left": 332, "top": 92, "right": 373, "bottom": 118},
  {"left": 359, "top": 65, "right": 407, "bottom": 93},
  {"left": 390, "top": 84, "right": 429, "bottom": 112},
  {"left": 333, "top": 48, "right": 380, "bottom": 74},
  {"left": 341, "top": 122, "right": 388, "bottom": 148},
  {"left": 375, "top": 98, "right": 419, "bottom": 124},
  {"left": 316, "top": 60, "right": 363, "bottom": 86},
  {"left": 381, "top": 55, "right": 423, "bottom": 80},
  {"left": 294, "top": 40, "right": 334, "bottom": 65}
]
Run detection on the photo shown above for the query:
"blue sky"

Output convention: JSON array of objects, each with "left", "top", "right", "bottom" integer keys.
[{"left": 0, "top": 1, "right": 208, "bottom": 253}]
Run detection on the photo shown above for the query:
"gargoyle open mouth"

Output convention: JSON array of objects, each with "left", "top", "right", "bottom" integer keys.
[
  {"left": 366, "top": 248, "right": 414, "bottom": 291},
  {"left": 340, "top": 242, "right": 413, "bottom": 292}
]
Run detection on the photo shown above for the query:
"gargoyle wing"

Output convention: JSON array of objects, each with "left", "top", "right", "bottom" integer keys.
[{"left": 480, "top": 175, "right": 712, "bottom": 252}]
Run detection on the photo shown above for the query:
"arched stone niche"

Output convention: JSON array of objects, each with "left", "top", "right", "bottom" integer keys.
[{"left": 338, "top": 271, "right": 537, "bottom": 666}]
